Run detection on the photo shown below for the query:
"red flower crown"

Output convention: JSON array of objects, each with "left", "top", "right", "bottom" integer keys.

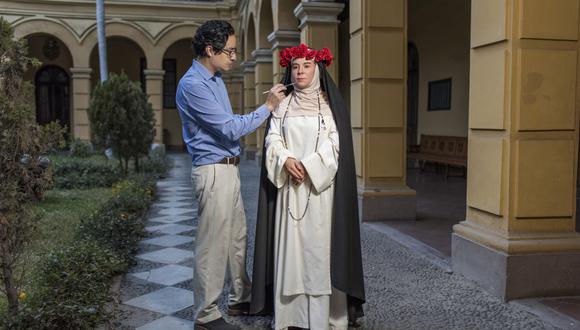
[{"left": 279, "top": 44, "right": 333, "bottom": 68}]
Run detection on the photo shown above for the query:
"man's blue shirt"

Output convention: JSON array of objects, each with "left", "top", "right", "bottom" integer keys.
[{"left": 176, "top": 60, "right": 270, "bottom": 166}]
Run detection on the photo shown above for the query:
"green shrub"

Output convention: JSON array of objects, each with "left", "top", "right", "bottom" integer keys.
[
  {"left": 51, "top": 156, "right": 121, "bottom": 189},
  {"left": 77, "top": 176, "right": 155, "bottom": 260},
  {"left": 5, "top": 175, "right": 156, "bottom": 329},
  {"left": 88, "top": 73, "right": 156, "bottom": 174},
  {"left": 9, "top": 241, "right": 124, "bottom": 330},
  {"left": 0, "top": 17, "right": 65, "bottom": 318},
  {"left": 68, "top": 138, "right": 94, "bottom": 158},
  {"left": 141, "top": 147, "right": 172, "bottom": 178}
]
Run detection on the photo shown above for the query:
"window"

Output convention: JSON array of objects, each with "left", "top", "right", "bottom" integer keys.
[
  {"left": 428, "top": 78, "right": 452, "bottom": 111},
  {"left": 163, "top": 59, "right": 177, "bottom": 108}
]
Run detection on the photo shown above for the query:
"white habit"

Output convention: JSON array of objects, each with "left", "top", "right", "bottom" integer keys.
[{"left": 265, "top": 93, "right": 348, "bottom": 330}]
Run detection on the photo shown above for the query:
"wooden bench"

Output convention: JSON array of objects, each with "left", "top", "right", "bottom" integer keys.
[{"left": 408, "top": 134, "right": 467, "bottom": 177}]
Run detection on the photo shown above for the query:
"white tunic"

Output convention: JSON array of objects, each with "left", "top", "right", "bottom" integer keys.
[{"left": 265, "top": 109, "right": 347, "bottom": 330}]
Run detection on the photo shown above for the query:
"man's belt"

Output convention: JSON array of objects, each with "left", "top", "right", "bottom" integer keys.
[{"left": 217, "top": 156, "right": 240, "bottom": 166}]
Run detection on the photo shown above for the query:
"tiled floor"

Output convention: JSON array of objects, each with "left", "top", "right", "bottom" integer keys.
[
  {"left": 115, "top": 156, "right": 197, "bottom": 329},
  {"left": 112, "top": 155, "right": 578, "bottom": 329}
]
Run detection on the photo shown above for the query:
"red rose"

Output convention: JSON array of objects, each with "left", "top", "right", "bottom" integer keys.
[
  {"left": 278, "top": 44, "right": 334, "bottom": 67},
  {"left": 315, "top": 47, "right": 333, "bottom": 67}
]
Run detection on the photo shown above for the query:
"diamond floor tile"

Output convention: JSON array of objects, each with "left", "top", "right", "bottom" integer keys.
[
  {"left": 146, "top": 224, "right": 196, "bottom": 235},
  {"left": 158, "top": 207, "right": 196, "bottom": 216},
  {"left": 142, "top": 235, "right": 194, "bottom": 247},
  {"left": 137, "top": 248, "right": 193, "bottom": 264},
  {"left": 131, "top": 264, "right": 193, "bottom": 286},
  {"left": 149, "top": 215, "right": 194, "bottom": 224},
  {"left": 136, "top": 316, "right": 194, "bottom": 330},
  {"left": 125, "top": 287, "right": 194, "bottom": 315}
]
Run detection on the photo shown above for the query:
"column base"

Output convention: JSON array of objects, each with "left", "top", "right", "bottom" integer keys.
[
  {"left": 452, "top": 232, "right": 580, "bottom": 301},
  {"left": 358, "top": 187, "right": 417, "bottom": 221}
]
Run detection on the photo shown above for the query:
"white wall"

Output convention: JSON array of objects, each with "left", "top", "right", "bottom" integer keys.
[{"left": 408, "top": 0, "right": 471, "bottom": 140}]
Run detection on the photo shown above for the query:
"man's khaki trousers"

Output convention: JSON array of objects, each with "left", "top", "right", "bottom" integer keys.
[{"left": 191, "top": 163, "right": 251, "bottom": 324}]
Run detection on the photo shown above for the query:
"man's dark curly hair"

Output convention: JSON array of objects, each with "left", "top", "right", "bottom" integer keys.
[{"left": 193, "top": 20, "right": 235, "bottom": 57}]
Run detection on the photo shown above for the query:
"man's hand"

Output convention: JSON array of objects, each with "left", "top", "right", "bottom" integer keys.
[
  {"left": 265, "top": 84, "right": 287, "bottom": 112},
  {"left": 284, "top": 158, "right": 307, "bottom": 185}
]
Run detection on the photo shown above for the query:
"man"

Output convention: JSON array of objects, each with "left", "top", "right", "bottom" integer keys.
[{"left": 176, "top": 20, "right": 286, "bottom": 330}]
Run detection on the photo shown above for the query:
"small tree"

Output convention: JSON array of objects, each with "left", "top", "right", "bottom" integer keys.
[
  {"left": 0, "top": 18, "right": 64, "bottom": 317},
  {"left": 88, "top": 73, "right": 155, "bottom": 174}
]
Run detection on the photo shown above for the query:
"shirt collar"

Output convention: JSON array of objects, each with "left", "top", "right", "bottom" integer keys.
[{"left": 193, "top": 60, "right": 222, "bottom": 81}]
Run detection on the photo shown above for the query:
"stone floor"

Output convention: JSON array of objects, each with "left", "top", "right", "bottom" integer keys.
[{"left": 112, "top": 153, "right": 576, "bottom": 329}]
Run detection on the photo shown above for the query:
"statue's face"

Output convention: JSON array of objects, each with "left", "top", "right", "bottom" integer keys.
[{"left": 291, "top": 57, "right": 316, "bottom": 89}]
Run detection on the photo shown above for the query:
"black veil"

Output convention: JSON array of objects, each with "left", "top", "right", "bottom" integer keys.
[{"left": 250, "top": 62, "right": 365, "bottom": 322}]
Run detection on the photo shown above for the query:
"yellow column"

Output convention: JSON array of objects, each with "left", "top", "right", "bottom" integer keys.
[
  {"left": 143, "top": 69, "right": 164, "bottom": 144},
  {"left": 267, "top": 30, "right": 301, "bottom": 83},
  {"left": 452, "top": 0, "right": 580, "bottom": 300},
  {"left": 350, "top": 0, "right": 416, "bottom": 221},
  {"left": 70, "top": 67, "right": 92, "bottom": 141},
  {"left": 242, "top": 60, "right": 258, "bottom": 159},
  {"left": 252, "top": 48, "right": 273, "bottom": 157},
  {"left": 294, "top": 0, "right": 344, "bottom": 81},
  {"left": 223, "top": 73, "right": 244, "bottom": 115}
]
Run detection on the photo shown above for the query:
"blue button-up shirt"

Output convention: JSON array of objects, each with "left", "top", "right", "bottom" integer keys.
[{"left": 176, "top": 60, "right": 270, "bottom": 166}]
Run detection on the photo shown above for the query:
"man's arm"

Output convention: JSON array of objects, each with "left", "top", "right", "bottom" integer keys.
[{"left": 177, "top": 82, "right": 270, "bottom": 141}]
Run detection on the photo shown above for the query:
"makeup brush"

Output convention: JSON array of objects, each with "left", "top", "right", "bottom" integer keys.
[{"left": 262, "top": 83, "right": 295, "bottom": 94}]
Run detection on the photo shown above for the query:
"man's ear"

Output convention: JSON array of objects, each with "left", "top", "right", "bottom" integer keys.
[{"left": 206, "top": 45, "right": 214, "bottom": 58}]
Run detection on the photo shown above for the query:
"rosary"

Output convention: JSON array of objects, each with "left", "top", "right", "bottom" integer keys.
[{"left": 280, "top": 90, "right": 325, "bottom": 221}]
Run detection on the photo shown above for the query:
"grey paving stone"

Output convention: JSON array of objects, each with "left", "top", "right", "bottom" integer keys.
[
  {"left": 172, "top": 306, "right": 195, "bottom": 322},
  {"left": 155, "top": 201, "right": 193, "bottom": 208},
  {"left": 158, "top": 207, "right": 197, "bottom": 216},
  {"left": 142, "top": 234, "right": 193, "bottom": 247},
  {"left": 136, "top": 316, "right": 194, "bottom": 330},
  {"left": 146, "top": 224, "right": 196, "bottom": 235},
  {"left": 137, "top": 247, "right": 193, "bottom": 264},
  {"left": 125, "top": 287, "right": 194, "bottom": 315},
  {"left": 149, "top": 215, "right": 193, "bottom": 223},
  {"left": 131, "top": 264, "right": 193, "bottom": 286},
  {"left": 157, "top": 195, "right": 192, "bottom": 202}
]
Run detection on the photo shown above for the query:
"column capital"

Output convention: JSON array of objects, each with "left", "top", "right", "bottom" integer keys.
[
  {"left": 222, "top": 72, "right": 244, "bottom": 83},
  {"left": 267, "top": 29, "right": 301, "bottom": 50},
  {"left": 251, "top": 48, "right": 273, "bottom": 63},
  {"left": 294, "top": 1, "right": 345, "bottom": 29},
  {"left": 143, "top": 69, "right": 165, "bottom": 80},
  {"left": 240, "top": 61, "right": 256, "bottom": 73},
  {"left": 70, "top": 67, "right": 92, "bottom": 79}
]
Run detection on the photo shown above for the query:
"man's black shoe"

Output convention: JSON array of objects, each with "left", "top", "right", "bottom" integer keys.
[
  {"left": 227, "top": 302, "right": 250, "bottom": 316},
  {"left": 194, "top": 317, "right": 240, "bottom": 330}
]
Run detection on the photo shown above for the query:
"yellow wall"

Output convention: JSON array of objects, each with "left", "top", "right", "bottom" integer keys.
[
  {"left": 163, "top": 39, "right": 194, "bottom": 150},
  {"left": 90, "top": 37, "right": 145, "bottom": 89},
  {"left": 408, "top": 0, "right": 471, "bottom": 140}
]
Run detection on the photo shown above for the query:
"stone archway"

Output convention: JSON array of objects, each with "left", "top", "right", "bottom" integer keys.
[
  {"left": 20, "top": 32, "right": 74, "bottom": 134},
  {"left": 35, "top": 65, "right": 71, "bottom": 132},
  {"left": 88, "top": 36, "right": 147, "bottom": 89},
  {"left": 161, "top": 38, "right": 196, "bottom": 150}
]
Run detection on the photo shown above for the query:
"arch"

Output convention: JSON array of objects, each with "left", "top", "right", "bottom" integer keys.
[
  {"left": 245, "top": 14, "right": 257, "bottom": 60},
  {"left": 82, "top": 21, "right": 154, "bottom": 68},
  {"left": 88, "top": 36, "right": 146, "bottom": 88},
  {"left": 256, "top": 0, "right": 274, "bottom": 49},
  {"left": 154, "top": 23, "right": 198, "bottom": 68},
  {"left": 12, "top": 18, "right": 82, "bottom": 67}
]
